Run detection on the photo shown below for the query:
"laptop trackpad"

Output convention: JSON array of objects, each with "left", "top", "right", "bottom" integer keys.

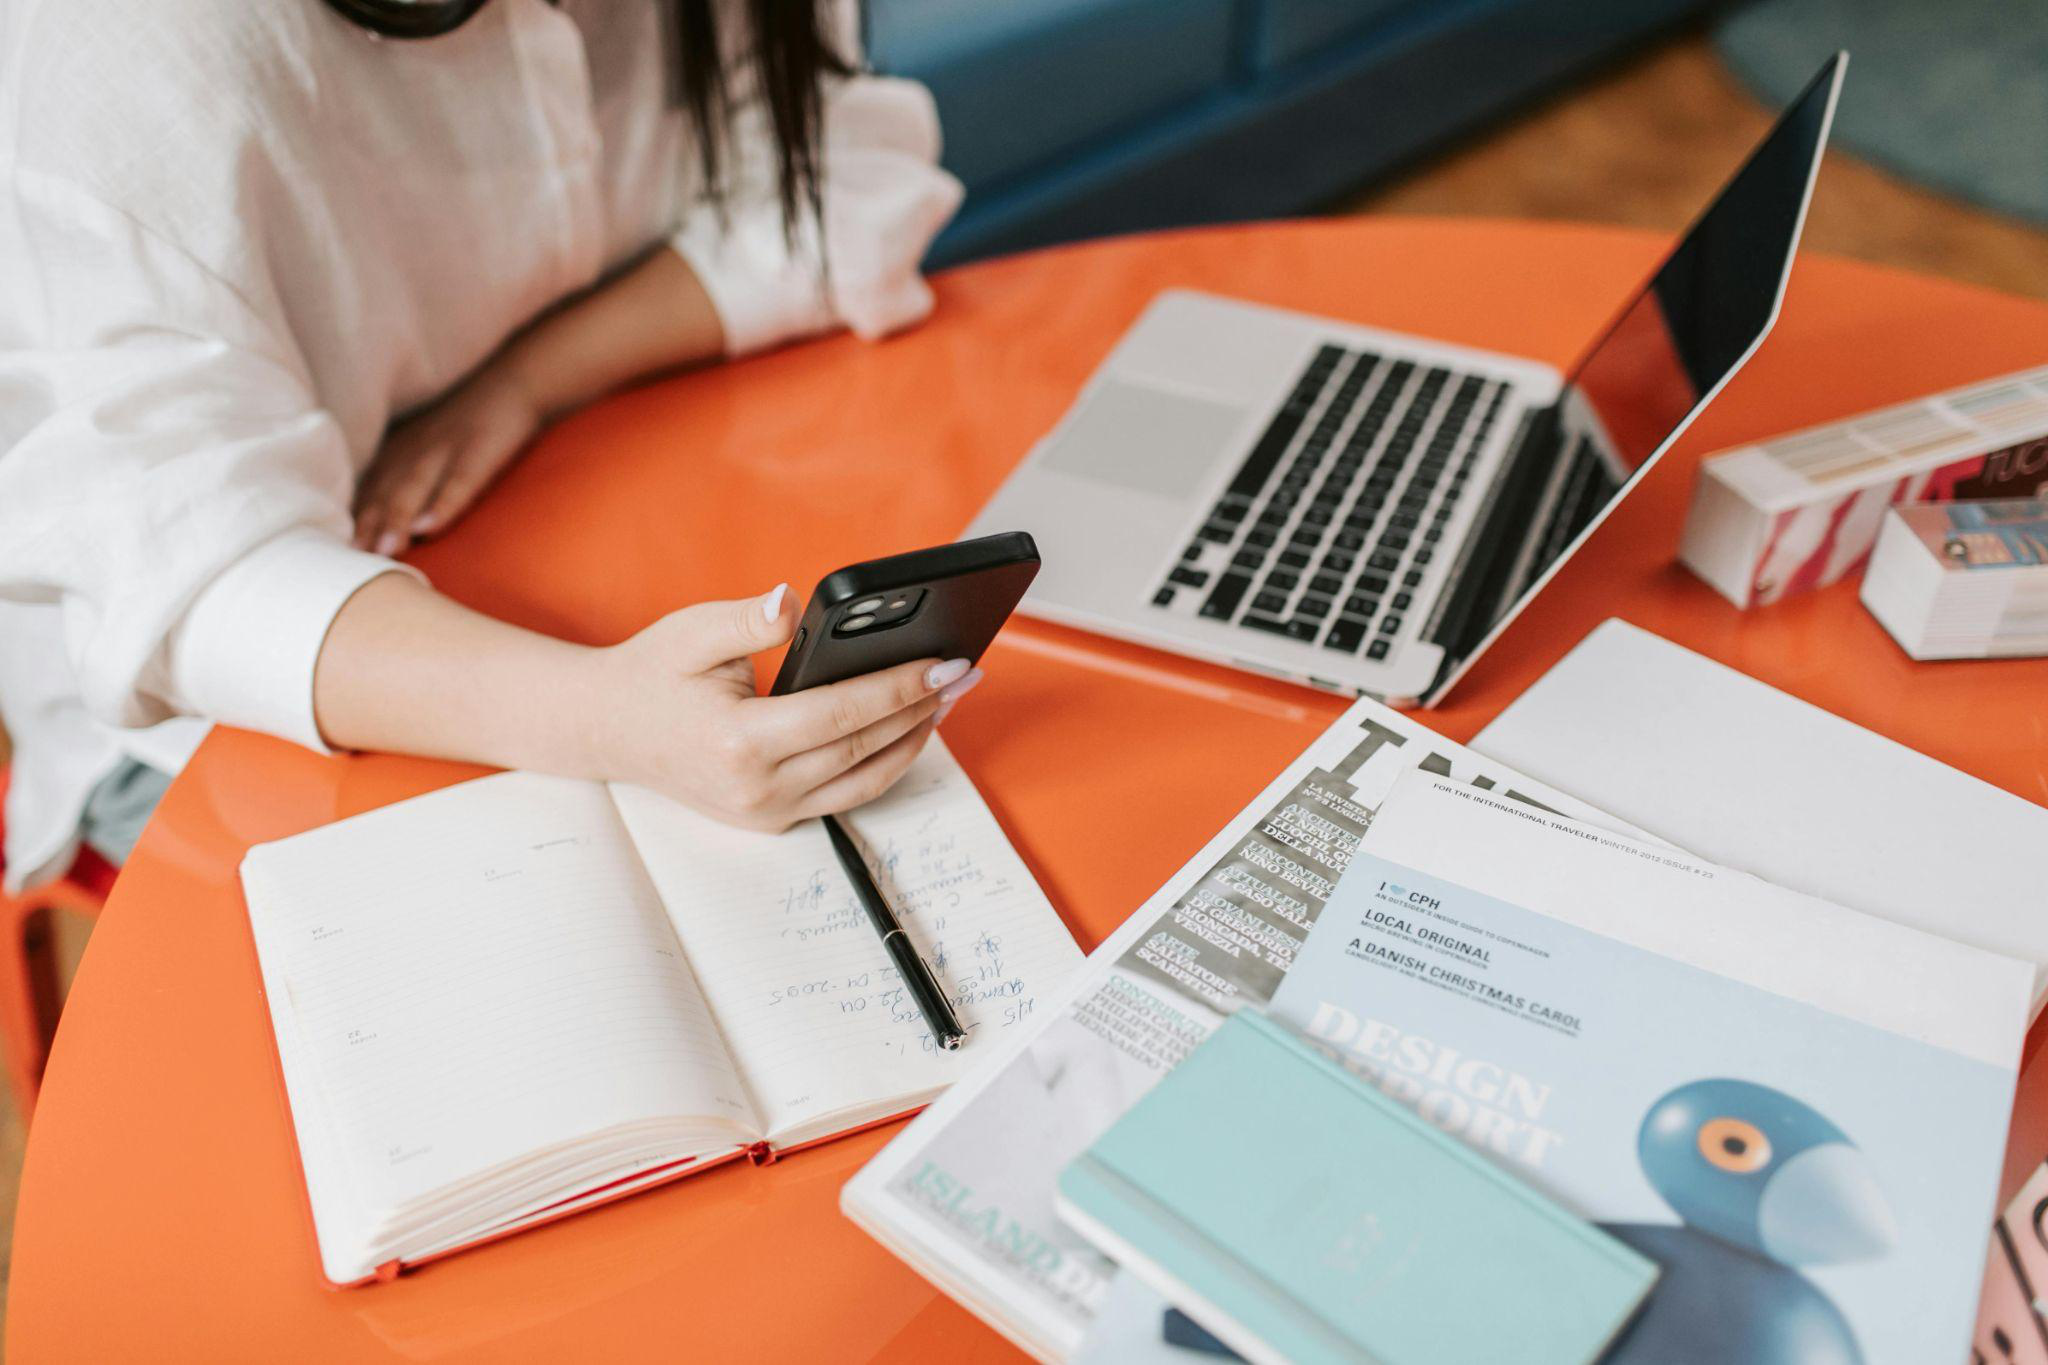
[{"left": 1037, "top": 381, "right": 1248, "bottom": 499}]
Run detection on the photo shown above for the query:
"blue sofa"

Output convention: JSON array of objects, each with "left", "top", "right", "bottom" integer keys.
[{"left": 868, "top": 0, "right": 1712, "bottom": 267}]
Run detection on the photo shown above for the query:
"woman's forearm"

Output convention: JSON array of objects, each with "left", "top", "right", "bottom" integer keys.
[
  {"left": 310, "top": 570, "right": 969, "bottom": 832},
  {"left": 312, "top": 572, "right": 615, "bottom": 778},
  {"left": 500, "top": 247, "right": 728, "bottom": 421}
]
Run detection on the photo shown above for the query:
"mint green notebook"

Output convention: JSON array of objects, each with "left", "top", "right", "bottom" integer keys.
[{"left": 1055, "top": 1012, "right": 1657, "bottom": 1365}]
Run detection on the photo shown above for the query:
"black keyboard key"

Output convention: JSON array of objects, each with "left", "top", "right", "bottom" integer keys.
[
  {"left": 1381, "top": 533, "right": 1409, "bottom": 552},
  {"left": 1404, "top": 569, "right": 1424, "bottom": 587},
  {"left": 1200, "top": 573, "right": 1252, "bottom": 620},
  {"left": 1152, "top": 587, "right": 1175, "bottom": 607},
  {"left": 1289, "top": 527, "right": 1321, "bottom": 547},
  {"left": 1278, "top": 550, "right": 1311, "bottom": 569},
  {"left": 1324, "top": 618, "right": 1368, "bottom": 653},
  {"left": 1265, "top": 570, "right": 1299, "bottom": 591},
  {"left": 1252, "top": 591, "right": 1289, "bottom": 614},
  {"left": 1179, "top": 543, "right": 1201, "bottom": 562},
  {"left": 1367, "top": 638, "right": 1391, "bottom": 660},
  {"left": 1197, "top": 524, "right": 1233, "bottom": 544},
  {"left": 1414, "top": 549, "right": 1433, "bottom": 565},
  {"left": 1246, "top": 528, "right": 1277, "bottom": 549},
  {"left": 1224, "top": 390, "right": 1312, "bottom": 500},
  {"left": 1308, "top": 574, "right": 1345, "bottom": 596},
  {"left": 1423, "top": 528, "right": 1441, "bottom": 545},
  {"left": 1379, "top": 614, "right": 1402, "bottom": 634},
  {"left": 1358, "top": 574, "right": 1389, "bottom": 595},
  {"left": 1344, "top": 593, "right": 1380, "bottom": 617},
  {"left": 1169, "top": 567, "right": 1210, "bottom": 588},
  {"left": 1301, "top": 507, "right": 1332, "bottom": 527},
  {"left": 1242, "top": 615, "right": 1316, "bottom": 641},
  {"left": 1392, "top": 591, "right": 1412, "bottom": 610},
  {"left": 1216, "top": 502, "right": 1248, "bottom": 525},
  {"left": 1368, "top": 552, "right": 1399, "bottom": 572},
  {"left": 1321, "top": 551, "right": 1354, "bottom": 573},
  {"left": 1298, "top": 595, "right": 1332, "bottom": 619},
  {"left": 1257, "top": 508, "right": 1288, "bottom": 528},
  {"left": 1334, "top": 531, "right": 1366, "bottom": 551}
]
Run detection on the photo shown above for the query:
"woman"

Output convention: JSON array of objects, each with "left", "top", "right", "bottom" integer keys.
[{"left": 0, "top": 0, "right": 973, "bottom": 892}]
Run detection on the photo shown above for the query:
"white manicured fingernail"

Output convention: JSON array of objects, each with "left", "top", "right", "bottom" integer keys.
[
  {"left": 410, "top": 514, "right": 439, "bottom": 534},
  {"left": 924, "top": 657, "right": 971, "bottom": 691},
  {"left": 375, "top": 531, "right": 404, "bottom": 557},
  {"left": 760, "top": 583, "right": 787, "bottom": 623},
  {"left": 937, "top": 667, "right": 983, "bottom": 705}
]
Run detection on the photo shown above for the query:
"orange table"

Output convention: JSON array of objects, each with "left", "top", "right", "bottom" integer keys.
[{"left": 10, "top": 219, "right": 2048, "bottom": 1362}]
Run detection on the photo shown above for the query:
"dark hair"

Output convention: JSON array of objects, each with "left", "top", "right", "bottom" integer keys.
[
  {"left": 324, "top": 0, "right": 850, "bottom": 237},
  {"left": 672, "top": 0, "right": 852, "bottom": 238}
]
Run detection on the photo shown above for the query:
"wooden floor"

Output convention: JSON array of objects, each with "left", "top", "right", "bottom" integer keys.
[
  {"left": 1, "top": 25, "right": 2042, "bottom": 1331},
  {"left": 1346, "top": 33, "right": 2048, "bottom": 300}
]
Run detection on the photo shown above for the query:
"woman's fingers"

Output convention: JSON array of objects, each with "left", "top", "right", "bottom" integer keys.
[
  {"left": 648, "top": 585, "right": 796, "bottom": 676},
  {"left": 788, "top": 715, "right": 938, "bottom": 821},
  {"left": 775, "top": 689, "right": 944, "bottom": 792},
  {"left": 368, "top": 446, "right": 455, "bottom": 557},
  {"left": 412, "top": 437, "right": 503, "bottom": 538},
  {"left": 354, "top": 441, "right": 453, "bottom": 557},
  {"left": 751, "top": 655, "right": 965, "bottom": 757}
]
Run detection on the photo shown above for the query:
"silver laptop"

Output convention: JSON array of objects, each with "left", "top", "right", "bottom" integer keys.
[{"left": 967, "top": 54, "right": 1845, "bottom": 706}]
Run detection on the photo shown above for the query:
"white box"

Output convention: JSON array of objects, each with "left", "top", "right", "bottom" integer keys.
[
  {"left": 1679, "top": 365, "right": 2048, "bottom": 607},
  {"left": 1860, "top": 499, "right": 2048, "bottom": 659}
]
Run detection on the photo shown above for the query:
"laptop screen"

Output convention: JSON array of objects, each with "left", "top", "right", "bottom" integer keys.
[
  {"left": 1566, "top": 53, "right": 1846, "bottom": 473},
  {"left": 1428, "top": 52, "right": 1843, "bottom": 702}
]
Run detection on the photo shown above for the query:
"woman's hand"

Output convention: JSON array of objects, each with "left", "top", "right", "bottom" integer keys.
[
  {"left": 593, "top": 584, "right": 985, "bottom": 830},
  {"left": 352, "top": 248, "right": 729, "bottom": 559},
  {"left": 353, "top": 363, "right": 544, "bottom": 557}
]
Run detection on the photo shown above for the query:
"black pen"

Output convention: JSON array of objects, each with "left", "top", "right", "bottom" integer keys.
[{"left": 822, "top": 812, "right": 967, "bottom": 1051}]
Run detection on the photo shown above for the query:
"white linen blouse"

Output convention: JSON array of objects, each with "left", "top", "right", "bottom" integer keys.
[{"left": 0, "top": 0, "right": 962, "bottom": 890}]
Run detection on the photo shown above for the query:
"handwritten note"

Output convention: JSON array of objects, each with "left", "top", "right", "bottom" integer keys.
[{"left": 610, "top": 739, "right": 1082, "bottom": 1142}]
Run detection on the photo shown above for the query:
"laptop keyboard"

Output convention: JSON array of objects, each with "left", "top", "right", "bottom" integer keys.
[{"left": 1153, "top": 344, "right": 1508, "bottom": 661}]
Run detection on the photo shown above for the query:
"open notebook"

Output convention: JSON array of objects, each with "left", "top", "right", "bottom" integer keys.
[{"left": 240, "top": 739, "right": 1081, "bottom": 1286}]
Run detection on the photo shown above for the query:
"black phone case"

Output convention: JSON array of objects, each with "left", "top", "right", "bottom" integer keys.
[{"left": 769, "top": 532, "right": 1041, "bottom": 694}]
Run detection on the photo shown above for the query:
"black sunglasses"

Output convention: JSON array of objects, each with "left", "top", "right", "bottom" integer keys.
[{"left": 322, "top": 0, "right": 495, "bottom": 40}]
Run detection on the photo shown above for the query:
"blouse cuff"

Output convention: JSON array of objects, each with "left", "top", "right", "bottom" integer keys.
[
  {"left": 668, "top": 79, "right": 964, "bottom": 357},
  {"left": 168, "top": 529, "right": 425, "bottom": 755}
]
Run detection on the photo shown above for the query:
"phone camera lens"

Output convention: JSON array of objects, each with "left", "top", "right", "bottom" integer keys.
[
  {"left": 849, "top": 597, "right": 885, "bottom": 615},
  {"left": 840, "top": 614, "right": 876, "bottom": 631}
]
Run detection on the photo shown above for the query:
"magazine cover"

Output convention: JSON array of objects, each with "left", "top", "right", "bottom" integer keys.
[
  {"left": 841, "top": 700, "right": 1647, "bottom": 1360},
  {"left": 1910, "top": 497, "right": 2048, "bottom": 569},
  {"left": 1268, "top": 774, "right": 2032, "bottom": 1365}
]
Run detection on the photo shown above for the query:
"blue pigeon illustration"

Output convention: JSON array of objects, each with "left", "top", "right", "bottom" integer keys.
[{"left": 1600, "top": 1079, "right": 1896, "bottom": 1364}]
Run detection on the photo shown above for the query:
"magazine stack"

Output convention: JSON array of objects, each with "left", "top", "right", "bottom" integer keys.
[{"left": 1861, "top": 498, "right": 2048, "bottom": 660}]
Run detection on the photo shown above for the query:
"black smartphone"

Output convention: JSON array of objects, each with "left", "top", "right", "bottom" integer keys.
[{"left": 770, "top": 532, "right": 1040, "bottom": 694}]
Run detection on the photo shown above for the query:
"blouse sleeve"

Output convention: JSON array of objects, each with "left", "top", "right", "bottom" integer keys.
[
  {"left": 668, "top": 45, "right": 964, "bottom": 356},
  {"left": 0, "top": 167, "right": 418, "bottom": 750}
]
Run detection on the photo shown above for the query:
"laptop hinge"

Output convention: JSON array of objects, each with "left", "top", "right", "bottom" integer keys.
[{"left": 1423, "top": 401, "right": 1564, "bottom": 692}]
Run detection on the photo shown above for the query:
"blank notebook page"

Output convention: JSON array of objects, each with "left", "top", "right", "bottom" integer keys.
[
  {"left": 243, "top": 772, "right": 757, "bottom": 1234},
  {"left": 610, "top": 739, "right": 1081, "bottom": 1141}
]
